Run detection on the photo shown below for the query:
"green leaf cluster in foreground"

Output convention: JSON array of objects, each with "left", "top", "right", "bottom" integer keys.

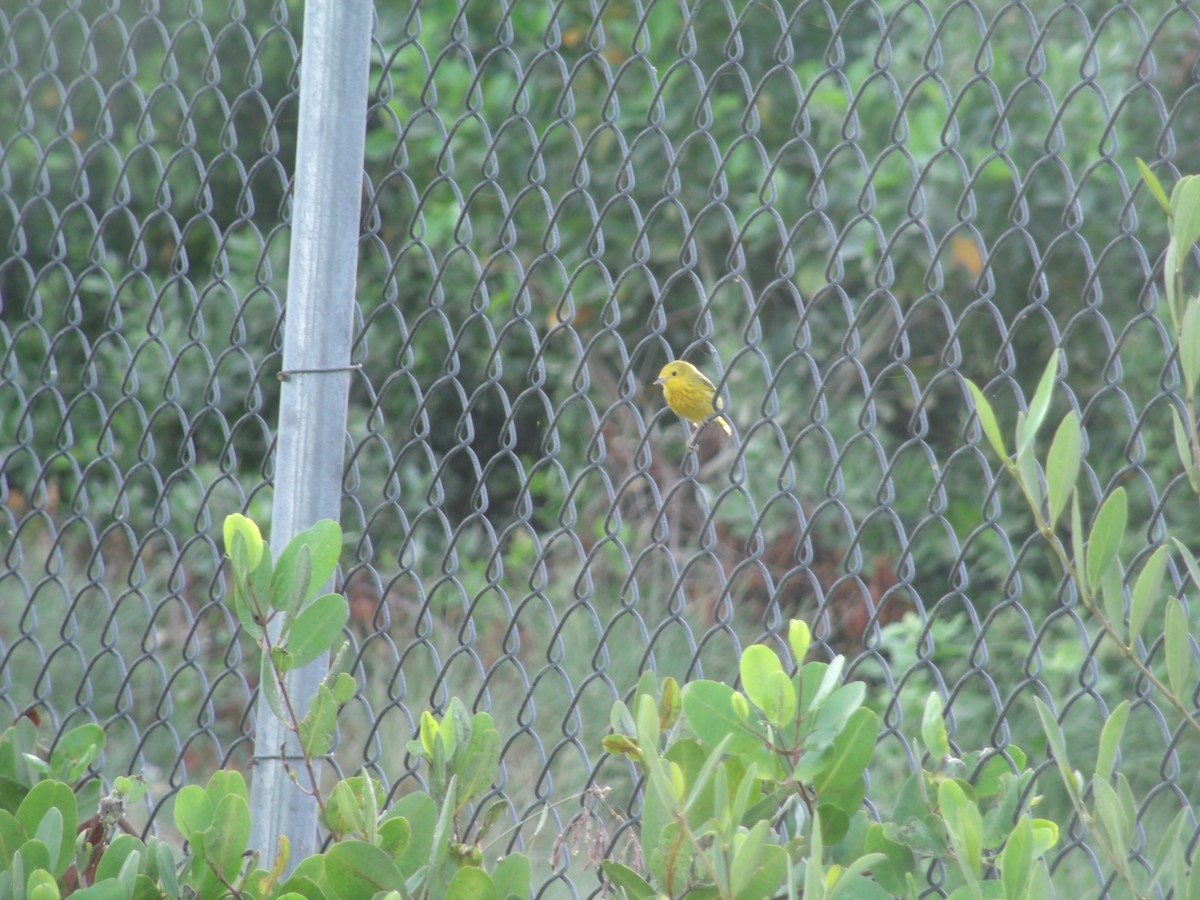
[
  {"left": 0, "top": 711, "right": 529, "bottom": 899},
  {"left": 0, "top": 517, "right": 532, "bottom": 898},
  {"left": 599, "top": 622, "right": 1059, "bottom": 899},
  {"left": 6, "top": 502, "right": 1197, "bottom": 897}
]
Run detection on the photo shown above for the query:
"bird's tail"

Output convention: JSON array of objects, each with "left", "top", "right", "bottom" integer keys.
[{"left": 714, "top": 415, "right": 732, "bottom": 436}]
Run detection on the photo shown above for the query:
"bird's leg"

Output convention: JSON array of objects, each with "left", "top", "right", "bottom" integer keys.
[
  {"left": 685, "top": 420, "right": 702, "bottom": 452},
  {"left": 691, "top": 412, "right": 724, "bottom": 451}
]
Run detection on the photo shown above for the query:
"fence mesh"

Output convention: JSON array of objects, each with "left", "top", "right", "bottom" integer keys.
[{"left": 3, "top": 0, "right": 1200, "bottom": 895}]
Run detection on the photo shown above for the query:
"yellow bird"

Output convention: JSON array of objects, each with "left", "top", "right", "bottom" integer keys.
[{"left": 654, "top": 360, "right": 732, "bottom": 438}]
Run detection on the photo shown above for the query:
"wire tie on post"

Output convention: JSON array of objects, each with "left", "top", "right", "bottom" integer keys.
[
  {"left": 252, "top": 751, "right": 311, "bottom": 762},
  {"left": 277, "top": 363, "right": 363, "bottom": 382}
]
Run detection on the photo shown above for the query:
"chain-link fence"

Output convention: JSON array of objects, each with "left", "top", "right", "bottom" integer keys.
[{"left": 3, "top": 0, "right": 1200, "bottom": 895}]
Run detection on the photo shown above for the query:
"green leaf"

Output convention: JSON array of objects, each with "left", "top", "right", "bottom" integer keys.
[
  {"left": 999, "top": 816, "right": 1033, "bottom": 900},
  {"left": 810, "top": 708, "right": 879, "bottom": 793},
  {"left": 443, "top": 698, "right": 473, "bottom": 771},
  {"left": 286, "top": 593, "right": 350, "bottom": 669},
  {"left": 173, "top": 784, "right": 212, "bottom": 841},
  {"left": 491, "top": 853, "right": 531, "bottom": 899},
  {"left": 228, "top": 520, "right": 273, "bottom": 641},
  {"left": 1015, "top": 435, "right": 1043, "bottom": 513},
  {"left": 272, "top": 520, "right": 343, "bottom": 611},
  {"left": 324, "top": 840, "right": 403, "bottom": 896},
  {"left": 1099, "top": 556, "right": 1126, "bottom": 637},
  {"left": 659, "top": 677, "right": 682, "bottom": 732},
  {"left": 789, "top": 619, "right": 811, "bottom": 665},
  {"left": 206, "top": 768, "right": 248, "bottom": 808},
  {"left": 1181, "top": 300, "right": 1200, "bottom": 394},
  {"left": 740, "top": 645, "right": 792, "bottom": 725},
  {"left": 818, "top": 777, "right": 866, "bottom": 840},
  {"left": 1164, "top": 597, "right": 1194, "bottom": 698},
  {"left": 804, "top": 681, "right": 866, "bottom": 754},
  {"left": 966, "top": 381, "right": 1007, "bottom": 460},
  {"left": 1173, "top": 538, "right": 1200, "bottom": 594},
  {"left": 1029, "top": 860, "right": 1055, "bottom": 899},
  {"left": 0, "top": 717, "right": 37, "bottom": 783},
  {"left": 16, "top": 839, "right": 51, "bottom": 884},
  {"left": 1170, "top": 174, "right": 1200, "bottom": 254},
  {"left": 808, "top": 655, "right": 846, "bottom": 713},
  {"left": 1033, "top": 699, "right": 1081, "bottom": 808},
  {"left": 49, "top": 724, "right": 104, "bottom": 783},
  {"left": 231, "top": 572, "right": 266, "bottom": 641},
  {"left": 417, "top": 710, "right": 439, "bottom": 761},
  {"left": 980, "top": 774, "right": 1021, "bottom": 849},
  {"left": 430, "top": 776, "right": 458, "bottom": 872},
  {"left": 679, "top": 735, "right": 728, "bottom": 819},
  {"left": 261, "top": 653, "right": 287, "bottom": 721},
  {"left": 69, "top": 877, "right": 139, "bottom": 900},
  {"left": 1030, "top": 819, "right": 1059, "bottom": 856},
  {"left": 274, "top": 542, "right": 313, "bottom": 620},
  {"left": 1129, "top": 545, "right": 1169, "bottom": 643},
  {"left": 29, "top": 870, "right": 63, "bottom": 900},
  {"left": 331, "top": 670, "right": 357, "bottom": 703},
  {"left": 1091, "top": 778, "right": 1130, "bottom": 865},
  {"left": 376, "top": 814, "right": 410, "bottom": 862},
  {"left": 203, "top": 792, "right": 251, "bottom": 883},
  {"left": 16, "top": 782, "right": 75, "bottom": 875},
  {"left": 1170, "top": 408, "right": 1200, "bottom": 493},
  {"left": 826, "top": 856, "right": 891, "bottom": 900},
  {"left": 299, "top": 678, "right": 352, "bottom": 759},
  {"left": 1186, "top": 838, "right": 1200, "bottom": 900},
  {"left": 1180, "top": 844, "right": 1200, "bottom": 900},
  {"left": 31, "top": 807, "right": 63, "bottom": 876},
  {"left": 921, "top": 693, "right": 951, "bottom": 760},
  {"left": 446, "top": 864, "right": 499, "bottom": 899},
  {"left": 600, "top": 861, "right": 656, "bottom": 899},
  {"left": 152, "top": 838, "right": 179, "bottom": 896},
  {"left": 864, "top": 823, "right": 917, "bottom": 896},
  {"left": 456, "top": 714, "right": 501, "bottom": 809},
  {"left": 94, "top": 833, "right": 147, "bottom": 882},
  {"left": 1017, "top": 353, "right": 1059, "bottom": 456},
  {"left": 729, "top": 758, "right": 762, "bottom": 830},
  {"left": 224, "top": 514, "right": 265, "bottom": 572},
  {"left": 113, "top": 775, "right": 147, "bottom": 807},
  {"left": 1086, "top": 488, "right": 1127, "bottom": 588},
  {"left": 1045, "top": 412, "right": 1081, "bottom": 527},
  {"left": 634, "top": 694, "right": 660, "bottom": 762},
  {"left": 729, "top": 819, "right": 769, "bottom": 898},
  {"left": 389, "top": 792, "right": 437, "bottom": 877},
  {"left": 278, "top": 863, "right": 327, "bottom": 900},
  {"left": 1165, "top": 237, "right": 1180, "bottom": 327},
  {"left": 733, "top": 835, "right": 789, "bottom": 900},
  {"left": 0, "top": 810, "right": 26, "bottom": 869},
  {"left": 1095, "top": 701, "right": 1129, "bottom": 784},
  {"left": 123, "top": 862, "right": 150, "bottom": 897},
  {"left": 973, "top": 747, "right": 1025, "bottom": 797},
  {"left": 681, "top": 681, "right": 760, "bottom": 754},
  {"left": 472, "top": 798, "right": 509, "bottom": 847},
  {"left": 1136, "top": 157, "right": 1172, "bottom": 215},
  {"left": 806, "top": 809, "right": 825, "bottom": 899},
  {"left": 1071, "top": 492, "right": 1087, "bottom": 597},
  {"left": 22, "top": 754, "right": 51, "bottom": 781},
  {"left": 1147, "top": 807, "right": 1189, "bottom": 884},
  {"left": 939, "top": 779, "right": 984, "bottom": 883}
]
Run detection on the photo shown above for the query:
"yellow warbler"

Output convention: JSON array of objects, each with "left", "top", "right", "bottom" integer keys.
[{"left": 654, "top": 360, "right": 732, "bottom": 437}]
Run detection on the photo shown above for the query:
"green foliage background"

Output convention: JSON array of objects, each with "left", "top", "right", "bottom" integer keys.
[{"left": 1, "top": 0, "right": 1198, "bottom": 892}]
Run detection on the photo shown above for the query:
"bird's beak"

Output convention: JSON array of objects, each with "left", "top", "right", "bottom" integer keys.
[{"left": 653, "top": 376, "right": 666, "bottom": 385}]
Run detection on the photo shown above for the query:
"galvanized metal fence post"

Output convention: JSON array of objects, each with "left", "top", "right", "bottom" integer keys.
[{"left": 248, "top": 0, "right": 372, "bottom": 867}]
